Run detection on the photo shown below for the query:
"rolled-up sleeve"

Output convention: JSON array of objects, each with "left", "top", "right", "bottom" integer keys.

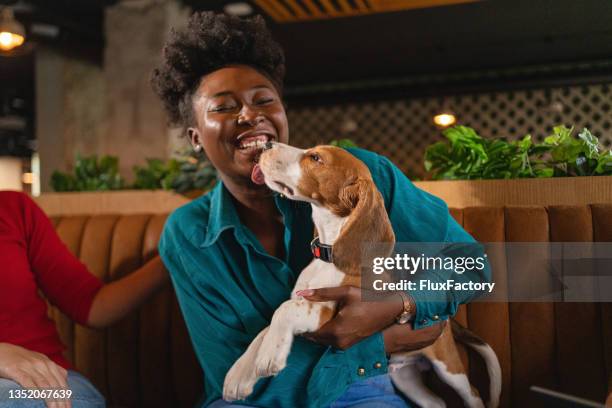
[
  {"left": 408, "top": 215, "right": 491, "bottom": 329},
  {"left": 371, "top": 153, "right": 491, "bottom": 330}
]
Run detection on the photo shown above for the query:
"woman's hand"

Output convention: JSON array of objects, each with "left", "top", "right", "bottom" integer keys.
[
  {"left": 0, "top": 343, "right": 71, "bottom": 408},
  {"left": 383, "top": 320, "right": 446, "bottom": 354},
  {"left": 297, "top": 286, "right": 404, "bottom": 350}
]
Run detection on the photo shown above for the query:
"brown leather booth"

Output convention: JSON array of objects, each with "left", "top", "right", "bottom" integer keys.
[{"left": 48, "top": 205, "right": 612, "bottom": 407}]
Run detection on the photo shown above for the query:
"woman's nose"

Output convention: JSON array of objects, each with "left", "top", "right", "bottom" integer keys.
[{"left": 237, "top": 106, "right": 263, "bottom": 125}]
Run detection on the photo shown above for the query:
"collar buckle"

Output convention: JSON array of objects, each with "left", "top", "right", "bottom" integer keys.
[{"left": 310, "top": 237, "right": 333, "bottom": 263}]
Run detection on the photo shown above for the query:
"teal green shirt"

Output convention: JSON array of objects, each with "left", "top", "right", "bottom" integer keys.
[{"left": 158, "top": 148, "right": 490, "bottom": 408}]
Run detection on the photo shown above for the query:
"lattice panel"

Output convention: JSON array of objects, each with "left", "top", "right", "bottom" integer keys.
[{"left": 287, "top": 83, "right": 612, "bottom": 178}]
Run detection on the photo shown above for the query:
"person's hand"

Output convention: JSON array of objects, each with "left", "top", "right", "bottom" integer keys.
[
  {"left": 297, "top": 286, "right": 404, "bottom": 350},
  {"left": 383, "top": 320, "right": 446, "bottom": 354},
  {"left": 0, "top": 343, "right": 71, "bottom": 408}
]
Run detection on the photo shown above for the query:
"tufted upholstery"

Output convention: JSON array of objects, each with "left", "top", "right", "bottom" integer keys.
[
  {"left": 47, "top": 205, "right": 612, "bottom": 407},
  {"left": 48, "top": 214, "right": 203, "bottom": 408}
]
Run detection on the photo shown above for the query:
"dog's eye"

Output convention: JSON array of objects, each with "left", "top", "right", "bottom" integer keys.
[{"left": 310, "top": 153, "right": 321, "bottom": 163}]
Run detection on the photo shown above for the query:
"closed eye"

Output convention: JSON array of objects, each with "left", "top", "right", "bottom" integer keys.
[
  {"left": 255, "top": 98, "right": 274, "bottom": 105},
  {"left": 210, "top": 105, "right": 237, "bottom": 113}
]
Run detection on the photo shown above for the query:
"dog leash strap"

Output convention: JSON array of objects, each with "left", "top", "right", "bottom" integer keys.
[{"left": 310, "top": 237, "right": 333, "bottom": 263}]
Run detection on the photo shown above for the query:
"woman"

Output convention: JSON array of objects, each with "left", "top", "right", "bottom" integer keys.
[
  {"left": 152, "top": 12, "right": 489, "bottom": 408},
  {"left": 0, "top": 191, "right": 169, "bottom": 408}
]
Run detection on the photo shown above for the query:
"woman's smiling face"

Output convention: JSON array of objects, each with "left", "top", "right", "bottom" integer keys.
[{"left": 188, "top": 65, "right": 289, "bottom": 185}]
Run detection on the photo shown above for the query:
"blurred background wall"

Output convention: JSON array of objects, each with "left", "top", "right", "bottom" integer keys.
[
  {"left": 1, "top": 0, "right": 611, "bottom": 190},
  {"left": 33, "top": 1, "right": 189, "bottom": 189}
]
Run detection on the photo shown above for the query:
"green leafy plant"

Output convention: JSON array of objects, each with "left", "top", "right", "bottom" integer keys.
[
  {"left": 132, "top": 149, "right": 217, "bottom": 194},
  {"left": 424, "top": 125, "right": 612, "bottom": 180},
  {"left": 169, "top": 151, "right": 217, "bottom": 194},
  {"left": 132, "top": 158, "right": 182, "bottom": 190},
  {"left": 539, "top": 126, "right": 612, "bottom": 176},
  {"left": 330, "top": 138, "right": 358, "bottom": 148},
  {"left": 51, "top": 138, "right": 358, "bottom": 193},
  {"left": 51, "top": 154, "right": 124, "bottom": 191}
]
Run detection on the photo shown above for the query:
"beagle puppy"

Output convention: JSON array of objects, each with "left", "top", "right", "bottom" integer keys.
[{"left": 223, "top": 143, "right": 501, "bottom": 408}]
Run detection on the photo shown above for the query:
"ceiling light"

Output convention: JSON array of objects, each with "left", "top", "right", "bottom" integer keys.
[
  {"left": 0, "top": 7, "right": 25, "bottom": 52},
  {"left": 224, "top": 2, "right": 253, "bottom": 17},
  {"left": 433, "top": 112, "right": 457, "bottom": 128}
]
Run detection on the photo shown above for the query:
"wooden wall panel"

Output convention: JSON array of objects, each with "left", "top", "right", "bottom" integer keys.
[
  {"left": 504, "top": 207, "right": 557, "bottom": 407},
  {"left": 463, "top": 207, "right": 511, "bottom": 407},
  {"left": 449, "top": 208, "right": 469, "bottom": 370},
  {"left": 590, "top": 205, "right": 612, "bottom": 404},
  {"left": 139, "top": 214, "right": 176, "bottom": 407},
  {"left": 74, "top": 215, "right": 118, "bottom": 399},
  {"left": 106, "top": 215, "right": 151, "bottom": 407},
  {"left": 549, "top": 206, "right": 607, "bottom": 402}
]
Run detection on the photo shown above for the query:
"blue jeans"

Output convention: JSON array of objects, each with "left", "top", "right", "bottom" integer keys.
[
  {"left": 0, "top": 370, "right": 105, "bottom": 408},
  {"left": 210, "top": 374, "right": 411, "bottom": 407}
]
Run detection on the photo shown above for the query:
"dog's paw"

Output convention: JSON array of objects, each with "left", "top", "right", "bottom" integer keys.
[
  {"left": 254, "top": 352, "right": 287, "bottom": 377},
  {"left": 223, "top": 356, "right": 257, "bottom": 401},
  {"left": 254, "top": 333, "right": 289, "bottom": 377},
  {"left": 223, "top": 378, "right": 257, "bottom": 402}
]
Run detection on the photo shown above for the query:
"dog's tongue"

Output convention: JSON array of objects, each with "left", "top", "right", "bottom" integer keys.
[{"left": 251, "top": 163, "right": 265, "bottom": 185}]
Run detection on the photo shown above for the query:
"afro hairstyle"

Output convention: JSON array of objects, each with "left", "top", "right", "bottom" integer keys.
[{"left": 151, "top": 11, "right": 286, "bottom": 128}]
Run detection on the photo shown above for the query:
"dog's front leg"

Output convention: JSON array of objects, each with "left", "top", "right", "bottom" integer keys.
[
  {"left": 223, "top": 327, "right": 269, "bottom": 402},
  {"left": 254, "top": 298, "right": 334, "bottom": 377}
]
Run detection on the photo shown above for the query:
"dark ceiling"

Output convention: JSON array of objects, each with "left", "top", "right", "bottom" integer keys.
[
  {"left": 3, "top": 0, "right": 612, "bottom": 88},
  {"left": 225, "top": 0, "right": 612, "bottom": 87}
]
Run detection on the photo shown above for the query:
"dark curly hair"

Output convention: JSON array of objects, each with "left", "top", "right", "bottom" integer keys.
[{"left": 151, "top": 11, "right": 286, "bottom": 128}]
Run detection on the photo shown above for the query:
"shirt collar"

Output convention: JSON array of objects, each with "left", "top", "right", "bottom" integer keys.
[
  {"left": 199, "top": 181, "right": 294, "bottom": 248},
  {"left": 200, "top": 181, "right": 244, "bottom": 247}
]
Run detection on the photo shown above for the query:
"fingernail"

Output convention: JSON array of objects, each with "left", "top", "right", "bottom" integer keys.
[{"left": 296, "top": 289, "right": 314, "bottom": 297}]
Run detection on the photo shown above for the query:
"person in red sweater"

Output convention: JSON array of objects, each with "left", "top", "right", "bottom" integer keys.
[{"left": 0, "top": 191, "right": 169, "bottom": 408}]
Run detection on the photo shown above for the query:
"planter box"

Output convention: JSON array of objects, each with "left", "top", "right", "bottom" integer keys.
[
  {"left": 414, "top": 176, "right": 612, "bottom": 208},
  {"left": 35, "top": 190, "right": 191, "bottom": 217},
  {"left": 35, "top": 176, "right": 612, "bottom": 216}
]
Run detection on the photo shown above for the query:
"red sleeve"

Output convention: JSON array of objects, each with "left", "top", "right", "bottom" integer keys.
[{"left": 21, "top": 193, "right": 103, "bottom": 325}]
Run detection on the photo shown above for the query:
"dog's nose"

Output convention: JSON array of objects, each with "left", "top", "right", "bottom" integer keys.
[{"left": 264, "top": 141, "right": 274, "bottom": 150}]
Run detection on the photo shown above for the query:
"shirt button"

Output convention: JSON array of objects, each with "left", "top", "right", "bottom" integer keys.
[
  {"left": 373, "top": 362, "right": 382, "bottom": 369},
  {"left": 357, "top": 367, "right": 366, "bottom": 376},
  {"left": 421, "top": 319, "right": 428, "bottom": 325},
  {"left": 432, "top": 315, "right": 440, "bottom": 320}
]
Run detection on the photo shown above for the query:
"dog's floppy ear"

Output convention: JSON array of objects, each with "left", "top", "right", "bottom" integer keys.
[{"left": 333, "top": 178, "right": 395, "bottom": 276}]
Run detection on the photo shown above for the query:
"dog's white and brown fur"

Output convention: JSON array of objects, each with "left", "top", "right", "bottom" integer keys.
[{"left": 223, "top": 143, "right": 501, "bottom": 408}]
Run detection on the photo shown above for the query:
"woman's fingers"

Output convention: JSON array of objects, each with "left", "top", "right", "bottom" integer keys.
[
  {"left": 11, "top": 369, "right": 37, "bottom": 389},
  {"left": 31, "top": 364, "right": 59, "bottom": 408},
  {"left": 296, "top": 285, "right": 355, "bottom": 302},
  {"left": 0, "top": 344, "right": 71, "bottom": 408},
  {"left": 31, "top": 360, "right": 68, "bottom": 408},
  {"left": 47, "top": 364, "right": 70, "bottom": 408},
  {"left": 13, "top": 368, "right": 57, "bottom": 408},
  {"left": 30, "top": 365, "right": 52, "bottom": 389},
  {"left": 299, "top": 286, "right": 403, "bottom": 349},
  {"left": 302, "top": 313, "right": 358, "bottom": 349}
]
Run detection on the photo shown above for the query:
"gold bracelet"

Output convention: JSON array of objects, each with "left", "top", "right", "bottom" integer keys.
[{"left": 395, "top": 291, "right": 415, "bottom": 324}]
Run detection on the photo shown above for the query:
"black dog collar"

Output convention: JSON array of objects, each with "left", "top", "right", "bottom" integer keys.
[{"left": 310, "top": 237, "right": 333, "bottom": 263}]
